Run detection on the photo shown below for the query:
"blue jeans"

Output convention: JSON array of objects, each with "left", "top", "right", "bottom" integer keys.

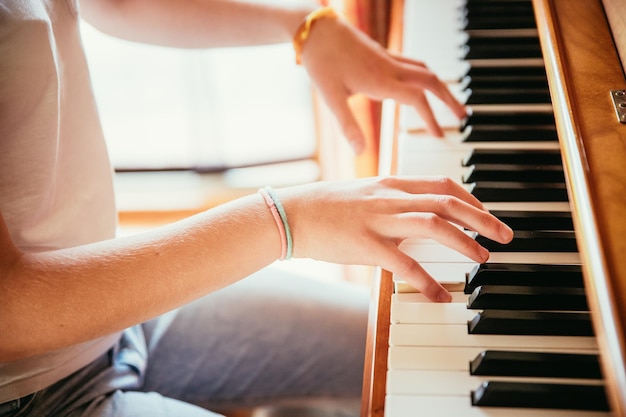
[{"left": 10, "top": 267, "right": 369, "bottom": 416}]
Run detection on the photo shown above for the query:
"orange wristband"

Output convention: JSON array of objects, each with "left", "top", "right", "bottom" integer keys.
[{"left": 292, "top": 7, "right": 338, "bottom": 65}]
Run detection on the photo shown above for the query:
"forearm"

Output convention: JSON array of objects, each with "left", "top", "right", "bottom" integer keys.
[
  {"left": 0, "top": 193, "right": 278, "bottom": 362},
  {"left": 80, "top": 0, "right": 318, "bottom": 48}
]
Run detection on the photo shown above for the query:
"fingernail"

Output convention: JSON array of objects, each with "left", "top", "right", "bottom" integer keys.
[
  {"left": 438, "top": 290, "right": 452, "bottom": 303},
  {"left": 501, "top": 224, "right": 514, "bottom": 242},
  {"left": 478, "top": 246, "right": 490, "bottom": 263}
]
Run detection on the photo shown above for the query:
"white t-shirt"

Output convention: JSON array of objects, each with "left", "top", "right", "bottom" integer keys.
[{"left": 0, "top": 0, "right": 121, "bottom": 401}]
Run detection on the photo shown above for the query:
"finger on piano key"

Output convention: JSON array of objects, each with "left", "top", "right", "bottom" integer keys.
[
  {"left": 400, "top": 83, "right": 471, "bottom": 131},
  {"left": 475, "top": 230, "right": 578, "bottom": 252},
  {"left": 401, "top": 94, "right": 555, "bottom": 133},
  {"left": 487, "top": 210, "right": 573, "bottom": 230},
  {"left": 391, "top": 292, "right": 475, "bottom": 323},
  {"left": 394, "top": 262, "right": 479, "bottom": 291}
]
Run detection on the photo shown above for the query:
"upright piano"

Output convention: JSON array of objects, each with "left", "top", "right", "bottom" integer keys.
[{"left": 361, "top": 0, "right": 626, "bottom": 416}]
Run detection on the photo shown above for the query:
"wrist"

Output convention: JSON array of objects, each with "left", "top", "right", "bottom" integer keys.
[
  {"left": 292, "top": 6, "right": 339, "bottom": 65},
  {"left": 258, "top": 186, "right": 293, "bottom": 260}
]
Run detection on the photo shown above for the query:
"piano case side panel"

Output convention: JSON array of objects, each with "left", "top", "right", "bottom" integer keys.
[
  {"left": 360, "top": 268, "right": 393, "bottom": 417},
  {"left": 533, "top": 0, "right": 626, "bottom": 414},
  {"left": 360, "top": 2, "right": 403, "bottom": 416}
]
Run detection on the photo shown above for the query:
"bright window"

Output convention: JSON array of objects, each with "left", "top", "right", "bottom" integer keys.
[{"left": 80, "top": 22, "right": 318, "bottom": 172}]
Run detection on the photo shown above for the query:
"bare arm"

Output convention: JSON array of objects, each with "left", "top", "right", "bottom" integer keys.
[
  {"left": 0, "top": 176, "right": 513, "bottom": 363},
  {"left": 79, "top": 0, "right": 317, "bottom": 48},
  {"left": 79, "top": 0, "right": 467, "bottom": 152},
  {"left": 0, "top": 193, "right": 279, "bottom": 362}
]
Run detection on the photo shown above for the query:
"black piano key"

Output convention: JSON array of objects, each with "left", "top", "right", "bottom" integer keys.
[
  {"left": 462, "top": 74, "right": 549, "bottom": 90},
  {"left": 467, "top": 310, "right": 594, "bottom": 336},
  {"left": 470, "top": 350, "right": 603, "bottom": 378},
  {"left": 465, "top": 64, "right": 548, "bottom": 80},
  {"left": 462, "top": 1, "right": 534, "bottom": 17},
  {"left": 462, "top": 148, "right": 562, "bottom": 166},
  {"left": 489, "top": 210, "right": 573, "bottom": 231},
  {"left": 491, "top": 210, "right": 574, "bottom": 230},
  {"left": 462, "top": 125, "right": 558, "bottom": 142},
  {"left": 464, "top": 36, "right": 539, "bottom": 47},
  {"left": 463, "top": 42, "right": 542, "bottom": 60},
  {"left": 475, "top": 230, "right": 578, "bottom": 252},
  {"left": 469, "top": 181, "right": 569, "bottom": 202},
  {"left": 467, "top": 285, "right": 588, "bottom": 310},
  {"left": 465, "top": 263, "right": 584, "bottom": 293},
  {"left": 464, "top": 110, "right": 555, "bottom": 126},
  {"left": 463, "top": 163, "right": 565, "bottom": 183},
  {"left": 462, "top": 15, "right": 537, "bottom": 30},
  {"left": 471, "top": 381, "right": 610, "bottom": 411},
  {"left": 465, "top": 88, "right": 551, "bottom": 105}
]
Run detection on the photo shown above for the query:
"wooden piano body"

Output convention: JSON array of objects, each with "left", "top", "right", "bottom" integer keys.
[{"left": 360, "top": 0, "right": 626, "bottom": 415}]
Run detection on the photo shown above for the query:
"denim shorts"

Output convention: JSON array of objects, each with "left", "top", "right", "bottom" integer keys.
[{"left": 0, "top": 267, "right": 368, "bottom": 417}]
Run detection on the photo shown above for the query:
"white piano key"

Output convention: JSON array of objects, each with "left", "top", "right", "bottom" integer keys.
[
  {"left": 393, "top": 258, "right": 582, "bottom": 292},
  {"left": 389, "top": 345, "right": 486, "bottom": 371},
  {"left": 391, "top": 293, "right": 474, "bottom": 323},
  {"left": 467, "top": 57, "right": 546, "bottom": 69},
  {"left": 396, "top": 150, "right": 567, "bottom": 182},
  {"left": 398, "top": 240, "right": 582, "bottom": 264},
  {"left": 387, "top": 369, "right": 603, "bottom": 396},
  {"left": 399, "top": 229, "right": 474, "bottom": 245},
  {"left": 389, "top": 323, "right": 598, "bottom": 350},
  {"left": 394, "top": 262, "right": 478, "bottom": 291},
  {"left": 399, "top": 241, "right": 474, "bottom": 262},
  {"left": 384, "top": 395, "right": 614, "bottom": 417},
  {"left": 483, "top": 202, "right": 572, "bottom": 212},
  {"left": 400, "top": 103, "right": 554, "bottom": 132},
  {"left": 397, "top": 131, "right": 560, "bottom": 154},
  {"left": 388, "top": 346, "right": 599, "bottom": 371},
  {"left": 395, "top": 279, "right": 453, "bottom": 293},
  {"left": 403, "top": 0, "right": 467, "bottom": 81},
  {"left": 465, "top": 29, "right": 539, "bottom": 39}
]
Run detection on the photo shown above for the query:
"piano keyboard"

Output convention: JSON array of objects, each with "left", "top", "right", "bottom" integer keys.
[{"left": 383, "top": 0, "right": 614, "bottom": 415}]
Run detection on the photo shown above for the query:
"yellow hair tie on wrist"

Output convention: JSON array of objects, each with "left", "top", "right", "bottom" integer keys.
[{"left": 293, "top": 7, "right": 338, "bottom": 65}]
